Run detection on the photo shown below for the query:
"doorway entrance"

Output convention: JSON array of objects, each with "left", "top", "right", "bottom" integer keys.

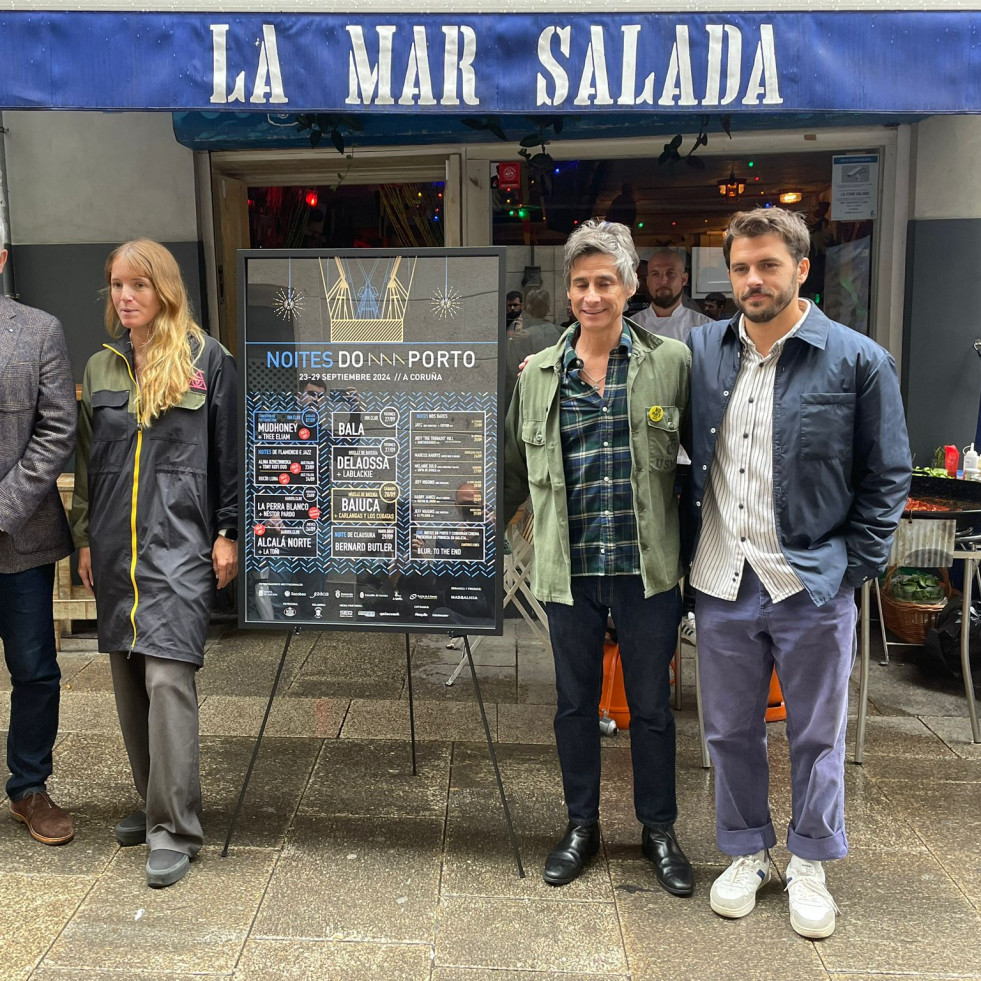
[{"left": 209, "top": 150, "right": 459, "bottom": 354}]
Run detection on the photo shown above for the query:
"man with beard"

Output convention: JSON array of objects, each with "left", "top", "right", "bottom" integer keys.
[
  {"left": 505, "top": 290, "right": 524, "bottom": 336},
  {"left": 701, "top": 291, "right": 728, "bottom": 321},
  {"left": 632, "top": 249, "right": 710, "bottom": 342},
  {"left": 684, "top": 208, "right": 910, "bottom": 938}
]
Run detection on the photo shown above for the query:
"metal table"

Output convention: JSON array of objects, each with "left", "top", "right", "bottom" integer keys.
[{"left": 855, "top": 505, "right": 981, "bottom": 763}]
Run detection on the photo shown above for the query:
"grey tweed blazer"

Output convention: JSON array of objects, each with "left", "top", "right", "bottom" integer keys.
[{"left": 0, "top": 295, "right": 76, "bottom": 573}]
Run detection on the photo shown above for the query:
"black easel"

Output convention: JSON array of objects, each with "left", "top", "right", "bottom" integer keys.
[
  {"left": 457, "top": 633, "right": 524, "bottom": 878},
  {"left": 223, "top": 627, "right": 524, "bottom": 878},
  {"left": 222, "top": 626, "right": 299, "bottom": 857}
]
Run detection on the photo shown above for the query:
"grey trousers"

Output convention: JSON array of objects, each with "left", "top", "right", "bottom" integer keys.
[
  {"left": 110, "top": 652, "right": 203, "bottom": 856},
  {"left": 695, "top": 565, "right": 856, "bottom": 862}
]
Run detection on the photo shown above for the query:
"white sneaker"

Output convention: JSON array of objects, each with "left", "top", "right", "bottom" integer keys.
[
  {"left": 680, "top": 612, "right": 696, "bottom": 645},
  {"left": 710, "top": 849, "right": 771, "bottom": 918},
  {"left": 785, "top": 855, "right": 840, "bottom": 939}
]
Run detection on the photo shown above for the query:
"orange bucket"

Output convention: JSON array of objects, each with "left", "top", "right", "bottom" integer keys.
[
  {"left": 599, "top": 639, "right": 631, "bottom": 729},
  {"left": 599, "top": 639, "right": 678, "bottom": 730},
  {"left": 765, "top": 670, "right": 786, "bottom": 723}
]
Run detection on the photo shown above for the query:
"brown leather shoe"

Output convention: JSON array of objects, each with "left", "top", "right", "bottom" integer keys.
[{"left": 10, "top": 792, "right": 75, "bottom": 845}]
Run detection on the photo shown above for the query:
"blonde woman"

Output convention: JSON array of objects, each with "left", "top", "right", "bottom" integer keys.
[{"left": 71, "top": 240, "right": 238, "bottom": 888}]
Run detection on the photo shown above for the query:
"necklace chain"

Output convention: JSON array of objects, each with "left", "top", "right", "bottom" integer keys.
[{"left": 575, "top": 346, "right": 605, "bottom": 388}]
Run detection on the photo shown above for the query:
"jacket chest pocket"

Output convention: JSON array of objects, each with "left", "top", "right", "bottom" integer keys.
[
  {"left": 520, "top": 420, "right": 550, "bottom": 486},
  {"left": 0, "top": 362, "right": 38, "bottom": 412},
  {"left": 646, "top": 405, "right": 680, "bottom": 472},
  {"left": 800, "top": 393, "right": 856, "bottom": 461},
  {"left": 89, "top": 389, "right": 133, "bottom": 474},
  {"left": 148, "top": 391, "right": 208, "bottom": 473}
]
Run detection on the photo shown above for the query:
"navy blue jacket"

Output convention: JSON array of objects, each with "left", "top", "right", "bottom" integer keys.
[{"left": 684, "top": 305, "right": 912, "bottom": 607}]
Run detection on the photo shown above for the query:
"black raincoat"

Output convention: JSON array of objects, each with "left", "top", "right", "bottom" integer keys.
[{"left": 71, "top": 333, "right": 238, "bottom": 665}]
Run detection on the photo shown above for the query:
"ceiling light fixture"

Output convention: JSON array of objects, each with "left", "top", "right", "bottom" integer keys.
[{"left": 717, "top": 170, "right": 747, "bottom": 198}]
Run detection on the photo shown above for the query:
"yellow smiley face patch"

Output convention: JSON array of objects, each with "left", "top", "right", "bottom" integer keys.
[{"left": 648, "top": 405, "right": 664, "bottom": 423}]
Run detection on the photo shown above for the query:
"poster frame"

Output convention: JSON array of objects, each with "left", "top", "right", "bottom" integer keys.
[{"left": 234, "top": 246, "right": 507, "bottom": 636}]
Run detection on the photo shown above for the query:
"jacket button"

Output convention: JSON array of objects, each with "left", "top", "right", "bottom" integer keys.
[
  {"left": 696, "top": 501, "right": 702, "bottom": 508},
  {"left": 534, "top": 434, "right": 544, "bottom": 444},
  {"left": 710, "top": 428, "right": 717, "bottom": 434}
]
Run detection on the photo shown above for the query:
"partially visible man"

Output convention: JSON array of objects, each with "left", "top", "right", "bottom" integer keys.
[
  {"left": 685, "top": 208, "right": 911, "bottom": 938},
  {"left": 632, "top": 249, "right": 710, "bottom": 342},
  {"left": 701, "top": 291, "right": 728, "bottom": 321},
  {"left": 505, "top": 290, "right": 524, "bottom": 335},
  {"left": 0, "top": 235, "right": 77, "bottom": 845},
  {"left": 504, "top": 220, "right": 693, "bottom": 896},
  {"left": 504, "top": 287, "right": 561, "bottom": 408}
]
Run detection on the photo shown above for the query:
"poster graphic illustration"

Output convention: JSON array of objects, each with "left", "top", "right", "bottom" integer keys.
[{"left": 239, "top": 248, "right": 505, "bottom": 634}]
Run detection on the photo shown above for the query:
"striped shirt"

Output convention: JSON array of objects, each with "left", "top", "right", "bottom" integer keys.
[
  {"left": 690, "top": 303, "right": 810, "bottom": 602},
  {"left": 560, "top": 326, "right": 640, "bottom": 577}
]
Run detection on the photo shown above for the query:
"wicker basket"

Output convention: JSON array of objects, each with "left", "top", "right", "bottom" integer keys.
[{"left": 879, "top": 567, "right": 952, "bottom": 645}]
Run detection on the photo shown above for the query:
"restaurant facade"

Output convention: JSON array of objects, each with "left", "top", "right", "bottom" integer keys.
[{"left": 2, "top": 3, "right": 981, "bottom": 459}]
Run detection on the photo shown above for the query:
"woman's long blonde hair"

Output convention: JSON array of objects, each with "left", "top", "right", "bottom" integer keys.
[{"left": 104, "top": 239, "right": 207, "bottom": 426}]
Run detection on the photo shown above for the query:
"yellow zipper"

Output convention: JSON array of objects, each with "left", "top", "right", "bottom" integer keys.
[{"left": 105, "top": 344, "right": 143, "bottom": 651}]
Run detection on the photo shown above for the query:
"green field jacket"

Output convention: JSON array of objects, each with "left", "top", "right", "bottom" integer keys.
[{"left": 502, "top": 320, "right": 691, "bottom": 605}]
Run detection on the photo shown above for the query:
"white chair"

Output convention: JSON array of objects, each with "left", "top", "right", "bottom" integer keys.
[{"left": 445, "top": 507, "right": 550, "bottom": 685}]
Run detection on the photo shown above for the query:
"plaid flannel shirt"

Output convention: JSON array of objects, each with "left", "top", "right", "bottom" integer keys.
[{"left": 559, "top": 327, "right": 641, "bottom": 577}]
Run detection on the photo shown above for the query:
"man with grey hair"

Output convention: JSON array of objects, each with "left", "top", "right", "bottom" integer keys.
[
  {"left": 0, "top": 234, "right": 78, "bottom": 845},
  {"left": 503, "top": 220, "right": 693, "bottom": 895},
  {"left": 686, "top": 207, "right": 910, "bottom": 937},
  {"left": 633, "top": 248, "right": 710, "bottom": 342}
]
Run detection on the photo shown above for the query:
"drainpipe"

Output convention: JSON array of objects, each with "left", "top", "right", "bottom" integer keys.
[{"left": 0, "top": 112, "right": 15, "bottom": 298}]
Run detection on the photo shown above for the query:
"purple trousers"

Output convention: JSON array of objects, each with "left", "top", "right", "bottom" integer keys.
[{"left": 695, "top": 565, "right": 856, "bottom": 861}]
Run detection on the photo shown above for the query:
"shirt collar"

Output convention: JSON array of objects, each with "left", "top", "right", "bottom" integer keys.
[
  {"left": 562, "top": 323, "right": 632, "bottom": 373},
  {"left": 737, "top": 299, "right": 811, "bottom": 357}
]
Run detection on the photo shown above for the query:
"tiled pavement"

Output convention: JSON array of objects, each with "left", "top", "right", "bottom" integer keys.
[{"left": 1, "top": 621, "right": 979, "bottom": 981}]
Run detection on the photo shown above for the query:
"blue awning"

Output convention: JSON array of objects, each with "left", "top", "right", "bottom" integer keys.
[
  {"left": 171, "top": 110, "right": 926, "bottom": 152},
  {"left": 2, "top": 11, "right": 980, "bottom": 114}
]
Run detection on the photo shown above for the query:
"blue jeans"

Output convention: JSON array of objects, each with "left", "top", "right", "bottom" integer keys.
[
  {"left": 0, "top": 563, "right": 60, "bottom": 801},
  {"left": 545, "top": 575, "right": 681, "bottom": 827}
]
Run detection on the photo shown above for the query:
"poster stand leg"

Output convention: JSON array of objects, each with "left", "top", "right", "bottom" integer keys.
[
  {"left": 221, "top": 627, "right": 299, "bottom": 857},
  {"left": 461, "top": 633, "right": 525, "bottom": 878},
  {"left": 405, "top": 633, "right": 417, "bottom": 776}
]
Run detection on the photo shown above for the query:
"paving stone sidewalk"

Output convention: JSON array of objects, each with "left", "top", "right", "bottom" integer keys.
[{"left": 1, "top": 621, "right": 979, "bottom": 981}]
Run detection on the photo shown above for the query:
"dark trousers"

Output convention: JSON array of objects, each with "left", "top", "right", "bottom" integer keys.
[
  {"left": 110, "top": 652, "right": 204, "bottom": 856},
  {"left": 1, "top": 564, "right": 59, "bottom": 801},
  {"left": 545, "top": 575, "right": 681, "bottom": 827}
]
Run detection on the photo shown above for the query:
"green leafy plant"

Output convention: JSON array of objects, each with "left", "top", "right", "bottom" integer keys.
[
  {"left": 516, "top": 116, "right": 564, "bottom": 194},
  {"left": 294, "top": 114, "right": 364, "bottom": 153},
  {"left": 887, "top": 571, "right": 946, "bottom": 604},
  {"left": 913, "top": 466, "right": 952, "bottom": 479},
  {"left": 461, "top": 115, "right": 567, "bottom": 194},
  {"left": 658, "top": 114, "right": 732, "bottom": 169},
  {"left": 460, "top": 114, "right": 510, "bottom": 142}
]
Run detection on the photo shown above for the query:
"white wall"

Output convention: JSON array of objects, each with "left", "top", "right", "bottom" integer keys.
[
  {"left": 911, "top": 115, "right": 981, "bottom": 220},
  {"left": 4, "top": 110, "right": 197, "bottom": 245}
]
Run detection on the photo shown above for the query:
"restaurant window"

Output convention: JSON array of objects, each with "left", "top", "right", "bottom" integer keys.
[{"left": 491, "top": 153, "right": 876, "bottom": 334}]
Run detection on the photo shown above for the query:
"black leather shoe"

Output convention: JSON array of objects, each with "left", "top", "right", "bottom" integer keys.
[
  {"left": 642, "top": 825, "right": 693, "bottom": 896},
  {"left": 543, "top": 821, "right": 600, "bottom": 886}
]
